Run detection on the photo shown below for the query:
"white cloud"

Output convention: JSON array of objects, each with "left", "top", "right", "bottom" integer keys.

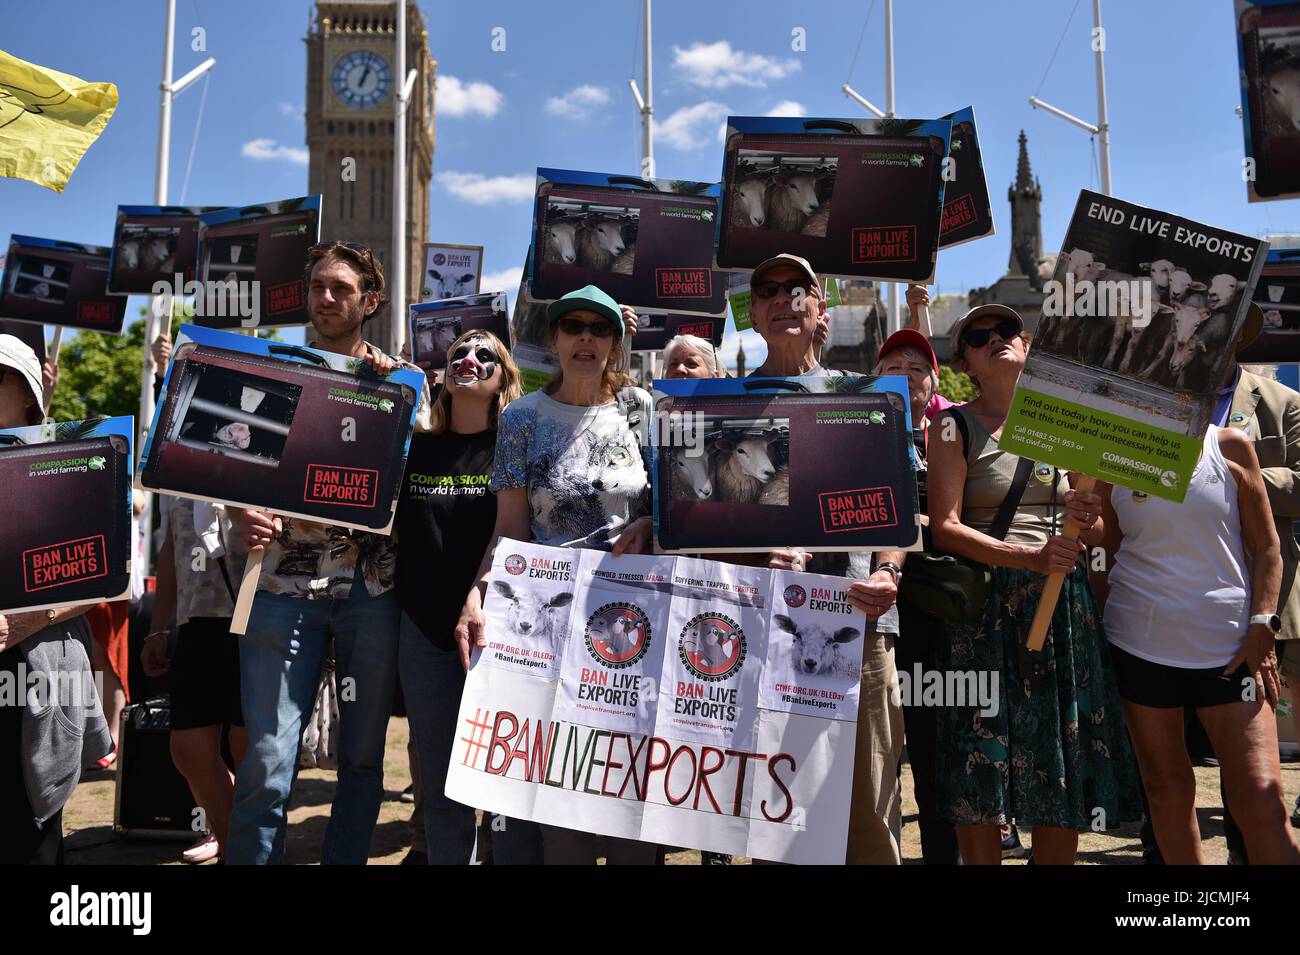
[
  {"left": 654, "top": 101, "right": 730, "bottom": 151},
  {"left": 241, "top": 138, "right": 309, "bottom": 165},
  {"left": 277, "top": 102, "right": 300, "bottom": 117},
  {"left": 545, "top": 85, "right": 610, "bottom": 120},
  {"left": 436, "top": 75, "right": 504, "bottom": 118},
  {"left": 672, "top": 41, "right": 801, "bottom": 89},
  {"left": 437, "top": 171, "right": 534, "bottom": 204},
  {"left": 765, "top": 100, "right": 806, "bottom": 117},
  {"left": 479, "top": 265, "right": 524, "bottom": 296}
]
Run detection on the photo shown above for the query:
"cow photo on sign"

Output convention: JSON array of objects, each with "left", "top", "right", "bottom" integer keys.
[
  {"left": 139, "top": 324, "right": 423, "bottom": 533},
  {"left": 108, "top": 204, "right": 221, "bottom": 294},
  {"left": 1005, "top": 190, "right": 1269, "bottom": 501},
  {"left": 420, "top": 242, "right": 483, "bottom": 303},
  {"left": 193, "top": 195, "right": 322, "bottom": 328},
  {"left": 0, "top": 415, "right": 133, "bottom": 614},
  {"left": 527, "top": 169, "right": 726, "bottom": 317},
  {"left": 1235, "top": 0, "right": 1300, "bottom": 202},
  {"left": 652, "top": 373, "right": 920, "bottom": 553},
  {"left": 716, "top": 114, "right": 952, "bottom": 282},
  {"left": 0, "top": 235, "right": 128, "bottom": 335},
  {"left": 408, "top": 291, "right": 509, "bottom": 370}
]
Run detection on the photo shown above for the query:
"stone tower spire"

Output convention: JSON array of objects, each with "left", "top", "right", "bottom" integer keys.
[{"left": 1006, "top": 129, "right": 1043, "bottom": 277}]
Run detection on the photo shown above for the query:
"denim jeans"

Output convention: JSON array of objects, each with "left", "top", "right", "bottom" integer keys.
[
  {"left": 398, "top": 612, "right": 543, "bottom": 864},
  {"left": 228, "top": 573, "right": 399, "bottom": 864}
]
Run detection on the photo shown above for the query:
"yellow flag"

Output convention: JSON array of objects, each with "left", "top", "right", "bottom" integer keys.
[{"left": 0, "top": 49, "right": 118, "bottom": 193}]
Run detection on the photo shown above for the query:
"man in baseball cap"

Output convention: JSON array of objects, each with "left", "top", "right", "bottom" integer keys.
[{"left": 0, "top": 334, "right": 46, "bottom": 427}]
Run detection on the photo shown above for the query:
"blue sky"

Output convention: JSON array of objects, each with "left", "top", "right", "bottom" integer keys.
[{"left": 4, "top": 0, "right": 1300, "bottom": 362}]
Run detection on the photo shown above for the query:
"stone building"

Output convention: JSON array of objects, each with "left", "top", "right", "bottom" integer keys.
[{"left": 306, "top": 1, "right": 435, "bottom": 348}]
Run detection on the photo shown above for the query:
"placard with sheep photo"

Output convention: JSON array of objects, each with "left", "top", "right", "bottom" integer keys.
[
  {"left": 0, "top": 415, "right": 134, "bottom": 615},
  {"left": 1004, "top": 189, "right": 1269, "bottom": 502},
  {"left": 408, "top": 291, "right": 508, "bottom": 371},
  {"left": 0, "top": 235, "right": 128, "bottom": 335},
  {"left": 527, "top": 169, "right": 726, "bottom": 317},
  {"left": 139, "top": 324, "right": 424, "bottom": 534},
  {"left": 445, "top": 538, "right": 862, "bottom": 864},
  {"left": 192, "top": 194, "right": 321, "bottom": 329},
  {"left": 1235, "top": 1, "right": 1300, "bottom": 202},
  {"left": 651, "top": 373, "right": 921, "bottom": 554},
  {"left": 1238, "top": 247, "right": 1300, "bottom": 362},
  {"left": 716, "top": 114, "right": 952, "bottom": 282},
  {"left": 419, "top": 242, "right": 483, "bottom": 303},
  {"left": 108, "top": 204, "right": 222, "bottom": 294}
]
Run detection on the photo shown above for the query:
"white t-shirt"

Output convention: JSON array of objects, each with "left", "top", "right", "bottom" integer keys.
[
  {"left": 491, "top": 388, "right": 651, "bottom": 549},
  {"left": 1104, "top": 427, "right": 1251, "bottom": 668}
]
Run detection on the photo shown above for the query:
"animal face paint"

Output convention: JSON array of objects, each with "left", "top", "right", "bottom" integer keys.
[{"left": 447, "top": 337, "right": 499, "bottom": 385}]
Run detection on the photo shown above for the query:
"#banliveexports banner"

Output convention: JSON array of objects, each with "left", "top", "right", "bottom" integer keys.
[{"left": 445, "top": 539, "right": 867, "bottom": 864}]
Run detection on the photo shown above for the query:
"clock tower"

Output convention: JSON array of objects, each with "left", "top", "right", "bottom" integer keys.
[{"left": 306, "top": 1, "right": 435, "bottom": 350}]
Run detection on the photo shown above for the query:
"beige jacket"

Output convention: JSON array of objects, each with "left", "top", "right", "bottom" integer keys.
[{"left": 1228, "top": 370, "right": 1300, "bottom": 639}]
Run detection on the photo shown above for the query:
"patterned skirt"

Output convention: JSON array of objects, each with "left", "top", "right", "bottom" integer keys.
[{"left": 934, "top": 563, "right": 1143, "bottom": 830}]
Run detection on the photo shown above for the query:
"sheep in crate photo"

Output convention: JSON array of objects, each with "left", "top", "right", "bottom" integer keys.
[
  {"left": 666, "top": 417, "right": 791, "bottom": 506},
  {"left": 731, "top": 151, "right": 837, "bottom": 238},
  {"left": 541, "top": 198, "right": 639, "bottom": 274}
]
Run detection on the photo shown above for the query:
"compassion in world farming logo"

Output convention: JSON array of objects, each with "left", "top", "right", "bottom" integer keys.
[
  {"left": 679, "top": 612, "right": 745, "bottom": 682},
  {"left": 504, "top": 554, "right": 526, "bottom": 575},
  {"left": 584, "top": 603, "right": 651, "bottom": 668},
  {"left": 783, "top": 584, "right": 807, "bottom": 608}
]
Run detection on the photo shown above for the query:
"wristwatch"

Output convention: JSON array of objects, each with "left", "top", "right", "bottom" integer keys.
[
  {"left": 1249, "top": 613, "right": 1281, "bottom": 633},
  {"left": 876, "top": 561, "right": 902, "bottom": 584}
]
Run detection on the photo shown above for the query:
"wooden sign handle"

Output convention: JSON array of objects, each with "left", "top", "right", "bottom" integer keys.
[
  {"left": 50, "top": 327, "right": 64, "bottom": 363},
  {"left": 229, "top": 548, "right": 265, "bottom": 635},
  {"left": 1024, "top": 474, "right": 1095, "bottom": 651}
]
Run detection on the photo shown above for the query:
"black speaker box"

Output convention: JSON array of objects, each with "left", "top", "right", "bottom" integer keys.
[{"left": 113, "top": 699, "right": 198, "bottom": 838}]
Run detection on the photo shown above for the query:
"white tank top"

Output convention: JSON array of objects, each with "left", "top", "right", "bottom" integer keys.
[{"left": 1104, "top": 427, "right": 1250, "bottom": 668}]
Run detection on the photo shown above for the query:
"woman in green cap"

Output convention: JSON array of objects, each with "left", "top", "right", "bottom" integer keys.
[{"left": 456, "top": 286, "right": 657, "bottom": 864}]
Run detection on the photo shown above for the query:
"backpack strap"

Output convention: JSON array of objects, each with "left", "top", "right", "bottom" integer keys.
[{"left": 988, "top": 456, "right": 1034, "bottom": 543}]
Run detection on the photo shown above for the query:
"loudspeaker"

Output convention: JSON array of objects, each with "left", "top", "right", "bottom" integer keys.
[{"left": 113, "top": 698, "right": 198, "bottom": 838}]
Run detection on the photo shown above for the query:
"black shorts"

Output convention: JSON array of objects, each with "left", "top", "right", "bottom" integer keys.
[
  {"left": 1109, "top": 643, "right": 1252, "bottom": 710},
  {"left": 170, "top": 617, "right": 244, "bottom": 730}
]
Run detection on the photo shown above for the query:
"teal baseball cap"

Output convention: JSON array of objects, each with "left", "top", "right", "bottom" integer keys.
[{"left": 546, "top": 284, "right": 624, "bottom": 341}]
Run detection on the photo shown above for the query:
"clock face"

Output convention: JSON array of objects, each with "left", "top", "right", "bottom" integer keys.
[{"left": 331, "top": 50, "right": 392, "bottom": 109}]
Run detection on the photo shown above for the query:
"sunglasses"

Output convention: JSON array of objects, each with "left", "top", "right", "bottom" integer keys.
[
  {"left": 556, "top": 317, "right": 615, "bottom": 338},
  {"left": 961, "top": 320, "right": 1021, "bottom": 350},
  {"left": 752, "top": 279, "right": 814, "bottom": 300}
]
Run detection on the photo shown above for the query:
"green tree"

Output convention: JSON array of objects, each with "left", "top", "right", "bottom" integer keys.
[{"left": 937, "top": 365, "right": 976, "bottom": 404}]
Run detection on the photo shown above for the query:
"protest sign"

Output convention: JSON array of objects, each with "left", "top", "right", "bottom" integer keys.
[
  {"left": 509, "top": 270, "right": 559, "bottom": 394},
  {"left": 1005, "top": 190, "right": 1268, "bottom": 503},
  {"left": 0, "top": 235, "right": 127, "bottom": 335},
  {"left": 627, "top": 312, "right": 725, "bottom": 353},
  {"left": 938, "top": 106, "right": 995, "bottom": 248},
  {"left": 192, "top": 195, "right": 322, "bottom": 328},
  {"left": 419, "top": 242, "right": 483, "bottom": 303},
  {"left": 527, "top": 169, "right": 727, "bottom": 317},
  {"left": 444, "top": 538, "right": 865, "bottom": 864},
  {"left": 107, "top": 205, "right": 222, "bottom": 294},
  {"left": 139, "top": 324, "right": 423, "bottom": 533},
  {"left": 0, "top": 416, "right": 133, "bottom": 614},
  {"left": 651, "top": 373, "right": 920, "bottom": 553},
  {"left": 409, "top": 291, "right": 509, "bottom": 370},
  {"left": 716, "top": 115, "right": 952, "bottom": 282},
  {"left": 1239, "top": 247, "right": 1300, "bottom": 362},
  {"left": 1234, "top": 1, "right": 1300, "bottom": 202}
]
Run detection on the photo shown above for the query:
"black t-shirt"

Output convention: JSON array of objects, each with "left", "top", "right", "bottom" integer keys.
[{"left": 396, "top": 429, "right": 498, "bottom": 649}]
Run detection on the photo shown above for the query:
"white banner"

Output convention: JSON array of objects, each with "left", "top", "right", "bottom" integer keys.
[{"left": 445, "top": 539, "right": 867, "bottom": 864}]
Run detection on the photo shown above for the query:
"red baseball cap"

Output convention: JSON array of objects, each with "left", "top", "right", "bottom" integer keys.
[{"left": 877, "top": 328, "right": 939, "bottom": 375}]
